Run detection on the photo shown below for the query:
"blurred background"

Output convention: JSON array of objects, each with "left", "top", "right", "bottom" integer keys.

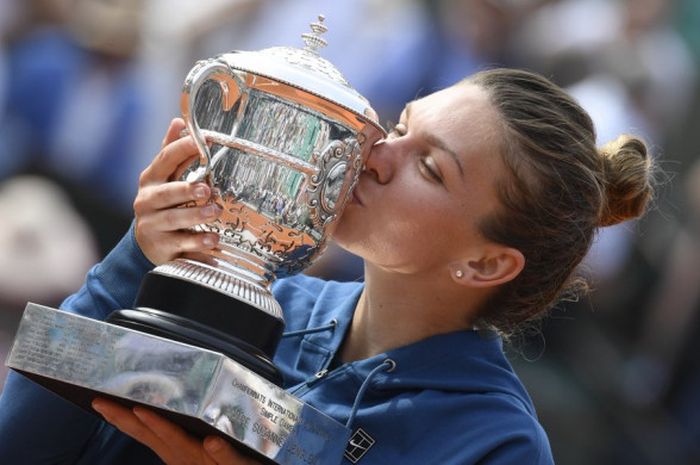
[{"left": 0, "top": 0, "right": 698, "bottom": 463}]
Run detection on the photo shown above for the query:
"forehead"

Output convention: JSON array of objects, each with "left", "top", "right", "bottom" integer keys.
[{"left": 408, "top": 83, "right": 502, "bottom": 153}]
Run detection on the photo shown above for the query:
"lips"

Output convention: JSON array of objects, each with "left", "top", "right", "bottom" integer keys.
[{"left": 350, "top": 186, "right": 365, "bottom": 206}]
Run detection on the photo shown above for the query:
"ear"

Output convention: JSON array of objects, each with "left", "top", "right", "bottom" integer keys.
[{"left": 449, "top": 247, "right": 525, "bottom": 288}]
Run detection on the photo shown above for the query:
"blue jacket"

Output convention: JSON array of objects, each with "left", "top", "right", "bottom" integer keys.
[{"left": 0, "top": 227, "right": 554, "bottom": 464}]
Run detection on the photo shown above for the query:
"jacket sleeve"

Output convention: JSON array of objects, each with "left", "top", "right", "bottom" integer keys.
[
  {"left": 0, "top": 224, "right": 154, "bottom": 465},
  {"left": 60, "top": 222, "right": 155, "bottom": 320}
]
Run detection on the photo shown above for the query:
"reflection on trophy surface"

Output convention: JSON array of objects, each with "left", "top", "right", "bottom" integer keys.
[{"left": 6, "top": 14, "right": 385, "bottom": 465}]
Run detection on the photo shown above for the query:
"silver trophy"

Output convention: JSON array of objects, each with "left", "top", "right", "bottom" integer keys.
[{"left": 6, "top": 15, "right": 385, "bottom": 465}]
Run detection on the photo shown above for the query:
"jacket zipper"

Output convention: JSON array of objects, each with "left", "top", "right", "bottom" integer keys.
[{"left": 289, "top": 363, "right": 346, "bottom": 397}]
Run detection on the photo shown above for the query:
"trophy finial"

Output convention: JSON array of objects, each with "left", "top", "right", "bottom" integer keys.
[{"left": 301, "top": 14, "right": 328, "bottom": 54}]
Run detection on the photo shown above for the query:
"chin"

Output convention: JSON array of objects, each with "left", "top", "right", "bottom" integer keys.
[
  {"left": 329, "top": 231, "right": 354, "bottom": 253},
  {"left": 330, "top": 229, "right": 366, "bottom": 258},
  {"left": 328, "top": 214, "right": 354, "bottom": 245}
]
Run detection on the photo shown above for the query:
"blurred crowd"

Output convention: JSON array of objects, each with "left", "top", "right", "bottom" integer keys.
[{"left": 0, "top": 1, "right": 698, "bottom": 464}]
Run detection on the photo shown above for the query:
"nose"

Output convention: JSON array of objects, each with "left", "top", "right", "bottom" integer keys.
[{"left": 364, "top": 138, "right": 396, "bottom": 184}]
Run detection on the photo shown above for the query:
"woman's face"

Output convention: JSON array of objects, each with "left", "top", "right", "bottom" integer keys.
[{"left": 333, "top": 82, "right": 506, "bottom": 274}]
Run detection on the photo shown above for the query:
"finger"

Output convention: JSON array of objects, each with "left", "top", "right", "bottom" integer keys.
[
  {"left": 133, "top": 408, "right": 217, "bottom": 465},
  {"left": 140, "top": 202, "right": 223, "bottom": 233},
  {"left": 141, "top": 136, "right": 203, "bottom": 185},
  {"left": 92, "top": 399, "right": 165, "bottom": 452},
  {"left": 134, "top": 181, "right": 212, "bottom": 214},
  {"left": 135, "top": 230, "right": 219, "bottom": 265},
  {"left": 133, "top": 407, "right": 202, "bottom": 450},
  {"left": 204, "top": 436, "right": 259, "bottom": 465},
  {"left": 171, "top": 153, "right": 200, "bottom": 183},
  {"left": 161, "top": 118, "right": 186, "bottom": 149}
]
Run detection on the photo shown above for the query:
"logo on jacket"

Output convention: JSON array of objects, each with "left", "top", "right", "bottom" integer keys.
[{"left": 344, "top": 428, "right": 375, "bottom": 463}]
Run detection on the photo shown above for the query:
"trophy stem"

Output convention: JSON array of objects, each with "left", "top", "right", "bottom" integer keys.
[{"left": 156, "top": 258, "right": 283, "bottom": 319}]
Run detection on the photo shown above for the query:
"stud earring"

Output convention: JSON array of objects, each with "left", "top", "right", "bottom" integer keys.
[{"left": 455, "top": 270, "right": 464, "bottom": 279}]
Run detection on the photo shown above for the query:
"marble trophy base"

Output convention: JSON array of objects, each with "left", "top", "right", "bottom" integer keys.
[{"left": 6, "top": 303, "right": 351, "bottom": 465}]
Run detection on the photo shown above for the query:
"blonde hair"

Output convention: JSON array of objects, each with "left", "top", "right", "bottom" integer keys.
[{"left": 598, "top": 135, "right": 654, "bottom": 227}]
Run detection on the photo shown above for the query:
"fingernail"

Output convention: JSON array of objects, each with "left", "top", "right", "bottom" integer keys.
[
  {"left": 204, "top": 437, "right": 223, "bottom": 453},
  {"left": 92, "top": 400, "right": 111, "bottom": 421},
  {"left": 203, "top": 235, "right": 216, "bottom": 247},
  {"left": 92, "top": 400, "right": 104, "bottom": 413},
  {"left": 194, "top": 185, "right": 208, "bottom": 199},
  {"left": 202, "top": 205, "right": 216, "bottom": 217},
  {"left": 132, "top": 407, "right": 145, "bottom": 419}
]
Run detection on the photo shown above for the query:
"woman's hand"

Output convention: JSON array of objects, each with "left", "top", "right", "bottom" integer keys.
[
  {"left": 92, "top": 399, "right": 260, "bottom": 465},
  {"left": 134, "top": 118, "right": 222, "bottom": 265}
]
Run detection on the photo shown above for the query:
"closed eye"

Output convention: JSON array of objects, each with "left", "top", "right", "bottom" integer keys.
[
  {"left": 389, "top": 122, "right": 407, "bottom": 138},
  {"left": 419, "top": 157, "right": 443, "bottom": 183},
  {"left": 391, "top": 120, "right": 443, "bottom": 184}
]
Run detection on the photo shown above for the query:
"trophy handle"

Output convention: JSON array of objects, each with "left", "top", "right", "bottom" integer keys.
[{"left": 181, "top": 59, "right": 242, "bottom": 182}]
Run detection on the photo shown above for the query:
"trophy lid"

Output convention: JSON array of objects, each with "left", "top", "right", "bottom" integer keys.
[{"left": 222, "top": 15, "right": 384, "bottom": 132}]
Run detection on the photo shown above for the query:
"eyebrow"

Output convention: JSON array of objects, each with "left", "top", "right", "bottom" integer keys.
[{"left": 405, "top": 103, "right": 465, "bottom": 178}]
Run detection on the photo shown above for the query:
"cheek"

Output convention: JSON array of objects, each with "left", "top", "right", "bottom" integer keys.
[{"left": 334, "top": 194, "right": 465, "bottom": 269}]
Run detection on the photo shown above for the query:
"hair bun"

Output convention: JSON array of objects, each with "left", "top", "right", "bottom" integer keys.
[{"left": 598, "top": 135, "right": 654, "bottom": 227}]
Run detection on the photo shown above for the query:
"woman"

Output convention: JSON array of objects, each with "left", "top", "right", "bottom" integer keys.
[{"left": 0, "top": 69, "right": 654, "bottom": 464}]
